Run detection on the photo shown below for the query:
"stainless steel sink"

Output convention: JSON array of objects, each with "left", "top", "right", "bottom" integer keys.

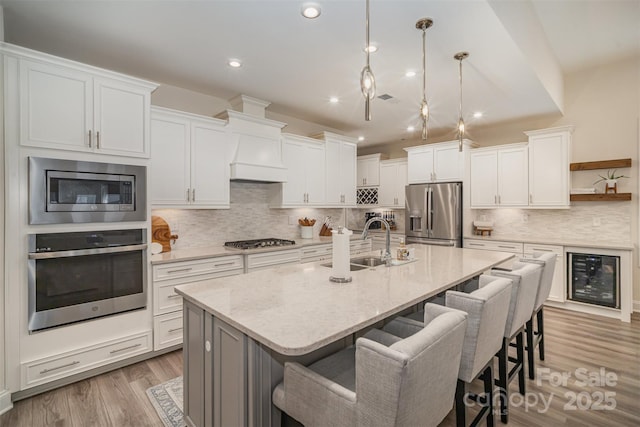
[{"left": 349, "top": 256, "right": 387, "bottom": 267}]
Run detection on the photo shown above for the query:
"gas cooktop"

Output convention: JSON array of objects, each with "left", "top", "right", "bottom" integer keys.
[{"left": 224, "top": 238, "right": 296, "bottom": 250}]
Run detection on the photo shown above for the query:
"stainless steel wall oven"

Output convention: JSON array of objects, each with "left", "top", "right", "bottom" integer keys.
[
  {"left": 28, "top": 229, "right": 147, "bottom": 332},
  {"left": 29, "top": 157, "right": 146, "bottom": 224}
]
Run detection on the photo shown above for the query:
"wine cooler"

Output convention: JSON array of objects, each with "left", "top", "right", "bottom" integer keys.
[{"left": 567, "top": 252, "right": 620, "bottom": 309}]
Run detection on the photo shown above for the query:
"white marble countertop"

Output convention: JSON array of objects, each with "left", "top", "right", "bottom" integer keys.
[
  {"left": 463, "top": 235, "right": 633, "bottom": 251},
  {"left": 174, "top": 245, "right": 514, "bottom": 356},
  {"left": 151, "top": 235, "right": 366, "bottom": 264}
]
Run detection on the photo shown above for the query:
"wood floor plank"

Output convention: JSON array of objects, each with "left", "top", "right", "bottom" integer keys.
[{"left": 0, "top": 309, "right": 638, "bottom": 426}]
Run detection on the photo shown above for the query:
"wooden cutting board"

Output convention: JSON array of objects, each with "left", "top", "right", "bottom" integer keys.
[{"left": 152, "top": 215, "right": 178, "bottom": 252}]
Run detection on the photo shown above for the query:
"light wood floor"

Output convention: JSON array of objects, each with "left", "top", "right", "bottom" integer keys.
[{"left": 1, "top": 307, "right": 638, "bottom": 427}]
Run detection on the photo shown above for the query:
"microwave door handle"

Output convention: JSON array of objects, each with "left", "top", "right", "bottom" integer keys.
[{"left": 28, "top": 243, "right": 148, "bottom": 259}]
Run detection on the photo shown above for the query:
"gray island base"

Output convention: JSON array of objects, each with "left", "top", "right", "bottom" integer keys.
[{"left": 175, "top": 245, "right": 515, "bottom": 427}]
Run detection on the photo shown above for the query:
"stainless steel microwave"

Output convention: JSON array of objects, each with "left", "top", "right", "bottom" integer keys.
[{"left": 29, "top": 157, "right": 146, "bottom": 224}]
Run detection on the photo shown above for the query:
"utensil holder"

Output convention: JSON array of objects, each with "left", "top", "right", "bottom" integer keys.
[{"left": 300, "top": 226, "right": 314, "bottom": 239}]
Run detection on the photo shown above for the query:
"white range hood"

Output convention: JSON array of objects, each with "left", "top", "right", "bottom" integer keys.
[{"left": 221, "top": 95, "right": 288, "bottom": 183}]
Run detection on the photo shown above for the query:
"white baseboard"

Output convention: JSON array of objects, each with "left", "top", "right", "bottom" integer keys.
[
  {"left": 633, "top": 300, "right": 640, "bottom": 313},
  {"left": 0, "top": 389, "right": 13, "bottom": 416}
]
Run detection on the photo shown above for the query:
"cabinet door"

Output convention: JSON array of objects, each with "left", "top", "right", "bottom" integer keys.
[
  {"left": 94, "top": 78, "right": 150, "bottom": 157},
  {"left": 407, "top": 149, "right": 434, "bottom": 184},
  {"left": 470, "top": 151, "right": 498, "bottom": 207},
  {"left": 529, "top": 133, "right": 569, "bottom": 207},
  {"left": 396, "top": 161, "right": 408, "bottom": 206},
  {"left": 340, "top": 142, "right": 357, "bottom": 205},
  {"left": 325, "top": 140, "right": 342, "bottom": 205},
  {"left": 378, "top": 162, "right": 396, "bottom": 207},
  {"left": 19, "top": 60, "right": 92, "bottom": 150},
  {"left": 498, "top": 147, "right": 529, "bottom": 206},
  {"left": 281, "top": 139, "right": 308, "bottom": 205},
  {"left": 305, "top": 143, "right": 326, "bottom": 204},
  {"left": 150, "top": 114, "right": 191, "bottom": 206},
  {"left": 434, "top": 145, "right": 463, "bottom": 182},
  {"left": 190, "top": 120, "right": 230, "bottom": 207},
  {"left": 356, "top": 158, "right": 368, "bottom": 186}
]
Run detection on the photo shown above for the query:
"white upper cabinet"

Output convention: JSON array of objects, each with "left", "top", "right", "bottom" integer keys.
[
  {"left": 379, "top": 159, "right": 408, "bottom": 208},
  {"left": 18, "top": 54, "right": 156, "bottom": 158},
  {"left": 357, "top": 153, "right": 388, "bottom": 187},
  {"left": 405, "top": 140, "right": 474, "bottom": 184},
  {"left": 525, "top": 126, "right": 573, "bottom": 208},
  {"left": 470, "top": 144, "right": 528, "bottom": 207},
  {"left": 272, "top": 134, "right": 326, "bottom": 207},
  {"left": 322, "top": 133, "right": 357, "bottom": 206},
  {"left": 150, "top": 107, "right": 230, "bottom": 208}
]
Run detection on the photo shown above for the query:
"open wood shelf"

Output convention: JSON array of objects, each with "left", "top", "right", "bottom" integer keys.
[
  {"left": 570, "top": 193, "right": 631, "bottom": 202},
  {"left": 570, "top": 158, "right": 631, "bottom": 171}
]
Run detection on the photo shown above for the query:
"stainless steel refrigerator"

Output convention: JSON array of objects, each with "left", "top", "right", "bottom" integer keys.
[{"left": 405, "top": 182, "right": 462, "bottom": 247}]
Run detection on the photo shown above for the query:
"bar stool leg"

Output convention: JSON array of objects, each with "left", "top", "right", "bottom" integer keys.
[
  {"left": 526, "top": 317, "right": 535, "bottom": 380},
  {"left": 516, "top": 332, "right": 526, "bottom": 395},
  {"left": 483, "top": 365, "right": 495, "bottom": 427},
  {"left": 496, "top": 338, "right": 508, "bottom": 424},
  {"left": 455, "top": 379, "right": 466, "bottom": 427},
  {"left": 537, "top": 308, "right": 545, "bottom": 360}
]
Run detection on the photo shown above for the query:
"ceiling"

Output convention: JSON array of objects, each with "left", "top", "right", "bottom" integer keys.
[{"left": 1, "top": 0, "right": 639, "bottom": 147}]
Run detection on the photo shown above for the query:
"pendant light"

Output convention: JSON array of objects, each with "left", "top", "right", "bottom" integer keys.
[
  {"left": 454, "top": 52, "right": 469, "bottom": 152},
  {"left": 416, "top": 18, "right": 433, "bottom": 140},
  {"left": 360, "top": 0, "right": 375, "bottom": 121}
]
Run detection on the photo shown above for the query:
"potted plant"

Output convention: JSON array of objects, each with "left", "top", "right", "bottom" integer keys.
[{"left": 593, "top": 169, "right": 628, "bottom": 193}]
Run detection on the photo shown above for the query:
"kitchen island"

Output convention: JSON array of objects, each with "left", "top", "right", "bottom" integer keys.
[{"left": 175, "top": 245, "right": 514, "bottom": 427}]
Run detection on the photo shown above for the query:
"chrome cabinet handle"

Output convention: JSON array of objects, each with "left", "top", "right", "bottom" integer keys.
[
  {"left": 186, "top": 189, "right": 190, "bottom": 202},
  {"left": 40, "top": 360, "right": 80, "bottom": 374},
  {"left": 529, "top": 194, "right": 533, "bottom": 203},
  {"left": 192, "top": 188, "right": 195, "bottom": 202},
  {"left": 214, "top": 261, "right": 236, "bottom": 268},
  {"left": 96, "top": 131, "right": 101, "bottom": 149},
  {"left": 498, "top": 195, "right": 501, "bottom": 204},
  {"left": 168, "top": 327, "right": 183, "bottom": 333},
  {"left": 167, "top": 267, "right": 193, "bottom": 274},
  {"left": 167, "top": 294, "right": 181, "bottom": 299},
  {"left": 88, "top": 130, "right": 92, "bottom": 147},
  {"left": 494, "top": 195, "right": 497, "bottom": 204},
  {"left": 498, "top": 245, "right": 515, "bottom": 249},
  {"left": 109, "top": 343, "right": 141, "bottom": 355}
]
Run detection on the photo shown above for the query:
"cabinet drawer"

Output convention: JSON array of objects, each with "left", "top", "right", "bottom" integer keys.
[
  {"left": 22, "top": 331, "right": 151, "bottom": 388},
  {"left": 523, "top": 243, "right": 563, "bottom": 256},
  {"left": 350, "top": 239, "right": 372, "bottom": 255},
  {"left": 153, "top": 255, "right": 244, "bottom": 282},
  {"left": 154, "top": 312, "right": 183, "bottom": 351},
  {"left": 247, "top": 249, "right": 301, "bottom": 271},
  {"left": 464, "top": 239, "right": 523, "bottom": 254},
  {"left": 300, "top": 244, "right": 332, "bottom": 262},
  {"left": 155, "top": 283, "right": 183, "bottom": 315}
]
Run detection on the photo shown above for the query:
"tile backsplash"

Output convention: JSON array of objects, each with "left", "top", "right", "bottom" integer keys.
[
  {"left": 472, "top": 202, "right": 632, "bottom": 244},
  {"left": 153, "top": 182, "right": 346, "bottom": 250}
]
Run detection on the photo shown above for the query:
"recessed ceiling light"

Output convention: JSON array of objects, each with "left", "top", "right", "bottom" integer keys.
[
  {"left": 358, "top": 136, "right": 365, "bottom": 141},
  {"left": 364, "top": 44, "right": 378, "bottom": 53},
  {"left": 329, "top": 96, "right": 339, "bottom": 103},
  {"left": 405, "top": 70, "right": 416, "bottom": 77},
  {"left": 473, "top": 112, "right": 483, "bottom": 118},
  {"left": 301, "top": 3, "right": 321, "bottom": 19},
  {"left": 228, "top": 59, "right": 242, "bottom": 68},
  {"left": 407, "top": 126, "right": 415, "bottom": 132}
]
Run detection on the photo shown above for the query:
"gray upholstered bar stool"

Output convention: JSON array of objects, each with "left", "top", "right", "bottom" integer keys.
[
  {"left": 519, "top": 252, "right": 556, "bottom": 380},
  {"left": 272, "top": 304, "right": 467, "bottom": 427},
  {"left": 382, "top": 276, "right": 513, "bottom": 427},
  {"left": 487, "top": 262, "right": 542, "bottom": 424}
]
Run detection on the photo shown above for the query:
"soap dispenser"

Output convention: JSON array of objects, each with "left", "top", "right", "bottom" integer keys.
[{"left": 396, "top": 237, "right": 408, "bottom": 261}]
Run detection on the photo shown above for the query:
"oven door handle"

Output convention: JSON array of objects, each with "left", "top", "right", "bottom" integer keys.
[{"left": 28, "top": 243, "right": 148, "bottom": 259}]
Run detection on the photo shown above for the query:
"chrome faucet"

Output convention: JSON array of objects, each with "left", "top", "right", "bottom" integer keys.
[{"left": 362, "top": 217, "right": 392, "bottom": 265}]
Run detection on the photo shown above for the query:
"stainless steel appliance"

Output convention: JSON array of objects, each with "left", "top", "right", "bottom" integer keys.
[
  {"left": 568, "top": 252, "right": 620, "bottom": 308},
  {"left": 28, "top": 229, "right": 147, "bottom": 332},
  {"left": 405, "top": 182, "right": 462, "bottom": 247},
  {"left": 224, "top": 238, "right": 296, "bottom": 250},
  {"left": 29, "top": 157, "right": 146, "bottom": 224}
]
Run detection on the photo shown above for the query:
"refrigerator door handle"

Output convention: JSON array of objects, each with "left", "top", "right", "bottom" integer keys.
[{"left": 426, "top": 187, "right": 433, "bottom": 237}]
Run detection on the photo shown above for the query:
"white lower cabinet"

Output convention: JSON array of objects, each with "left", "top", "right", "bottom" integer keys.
[
  {"left": 463, "top": 238, "right": 523, "bottom": 270},
  {"left": 21, "top": 331, "right": 151, "bottom": 389},
  {"left": 350, "top": 239, "right": 373, "bottom": 255},
  {"left": 246, "top": 249, "right": 301, "bottom": 272},
  {"left": 523, "top": 243, "right": 565, "bottom": 302},
  {"left": 152, "top": 255, "right": 244, "bottom": 350},
  {"left": 300, "top": 243, "right": 333, "bottom": 263}
]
